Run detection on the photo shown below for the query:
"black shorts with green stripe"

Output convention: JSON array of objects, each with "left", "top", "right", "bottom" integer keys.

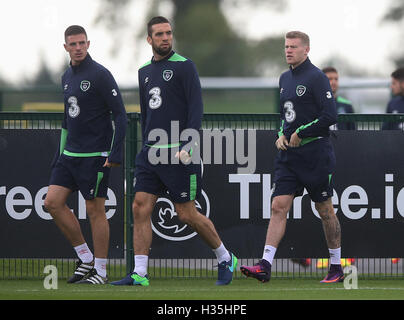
[
  {"left": 133, "top": 148, "right": 201, "bottom": 203},
  {"left": 49, "top": 153, "right": 111, "bottom": 200}
]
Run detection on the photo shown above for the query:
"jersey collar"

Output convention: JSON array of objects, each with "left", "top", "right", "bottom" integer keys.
[
  {"left": 70, "top": 53, "right": 92, "bottom": 73},
  {"left": 290, "top": 57, "right": 311, "bottom": 75},
  {"left": 151, "top": 51, "right": 175, "bottom": 64}
]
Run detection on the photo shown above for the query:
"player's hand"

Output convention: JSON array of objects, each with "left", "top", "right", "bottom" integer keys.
[
  {"left": 289, "top": 132, "right": 302, "bottom": 148},
  {"left": 103, "top": 158, "right": 120, "bottom": 168},
  {"left": 175, "top": 150, "right": 191, "bottom": 164},
  {"left": 275, "top": 135, "right": 289, "bottom": 150}
]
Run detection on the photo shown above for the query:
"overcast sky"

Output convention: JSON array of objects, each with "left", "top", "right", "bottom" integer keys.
[{"left": 0, "top": 0, "right": 399, "bottom": 86}]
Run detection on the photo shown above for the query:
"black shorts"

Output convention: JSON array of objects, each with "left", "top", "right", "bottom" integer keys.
[
  {"left": 133, "top": 147, "right": 202, "bottom": 203},
  {"left": 272, "top": 138, "right": 336, "bottom": 203},
  {"left": 49, "top": 154, "right": 111, "bottom": 200}
]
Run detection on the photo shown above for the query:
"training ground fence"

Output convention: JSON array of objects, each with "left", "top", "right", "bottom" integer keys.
[{"left": 1, "top": 112, "right": 404, "bottom": 280}]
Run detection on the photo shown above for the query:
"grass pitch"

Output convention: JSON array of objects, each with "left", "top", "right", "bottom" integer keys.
[{"left": 2, "top": 278, "right": 404, "bottom": 300}]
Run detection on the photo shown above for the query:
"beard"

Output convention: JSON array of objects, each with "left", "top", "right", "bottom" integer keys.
[{"left": 153, "top": 43, "right": 172, "bottom": 57}]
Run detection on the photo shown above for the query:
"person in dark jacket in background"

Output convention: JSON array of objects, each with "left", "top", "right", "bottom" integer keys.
[
  {"left": 382, "top": 67, "right": 404, "bottom": 130},
  {"left": 322, "top": 66, "right": 356, "bottom": 131}
]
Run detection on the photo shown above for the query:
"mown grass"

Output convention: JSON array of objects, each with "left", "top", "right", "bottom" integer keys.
[{"left": 2, "top": 278, "right": 404, "bottom": 300}]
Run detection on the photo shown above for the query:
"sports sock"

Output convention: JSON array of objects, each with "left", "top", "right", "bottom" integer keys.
[
  {"left": 262, "top": 245, "right": 277, "bottom": 265},
  {"left": 94, "top": 258, "right": 107, "bottom": 278},
  {"left": 329, "top": 247, "right": 341, "bottom": 265},
  {"left": 213, "top": 242, "right": 231, "bottom": 264},
  {"left": 74, "top": 243, "right": 93, "bottom": 264},
  {"left": 134, "top": 255, "right": 148, "bottom": 277}
]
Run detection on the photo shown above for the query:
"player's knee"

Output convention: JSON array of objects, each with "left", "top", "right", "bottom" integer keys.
[
  {"left": 44, "top": 197, "right": 60, "bottom": 216},
  {"left": 315, "top": 201, "right": 334, "bottom": 219},
  {"left": 132, "top": 198, "right": 152, "bottom": 220},
  {"left": 271, "top": 202, "right": 288, "bottom": 217},
  {"left": 132, "top": 198, "right": 143, "bottom": 213},
  {"left": 175, "top": 206, "right": 196, "bottom": 226},
  {"left": 178, "top": 213, "right": 193, "bottom": 226},
  {"left": 271, "top": 195, "right": 293, "bottom": 218},
  {"left": 86, "top": 205, "right": 106, "bottom": 220}
]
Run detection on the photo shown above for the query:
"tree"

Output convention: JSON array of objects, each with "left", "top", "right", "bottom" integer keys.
[
  {"left": 30, "top": 60, "right": 58, "bottom": 86},
  {"left": 94, "top": 0, "right": 288, "bottom": 76},
  {"left": 170, "top": 0, "right": 286, "bottom": 76},
  {"left": 93, "top": 0, "right": 132, "bottom": 56},
  {"left": 383, "top": 0, "right": 404, "bottom": 22},
  {"left": 25, "top": 56, "right": 68, "bottom": 86},
  {"left": 320, "top": 55, "right": 373, "bottom": 77},
  {"left": 382, "top": 0, "right": 404, "bottom": 67},
  {"left": 0, "top": 74, "right": 8, "bottom": 87}
]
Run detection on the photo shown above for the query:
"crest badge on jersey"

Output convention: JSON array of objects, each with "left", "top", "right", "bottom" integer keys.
[
  {"left": 296, "top": 85, "right": 306, "bottom": 97},
  {"left": 80, "top": 80, "right": 91, "bottom": 92},
  {"left": 163, "top": 70, "right": 173, "bottom": 81}
]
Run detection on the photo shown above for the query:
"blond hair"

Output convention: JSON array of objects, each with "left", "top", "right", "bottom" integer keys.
[{"left": 285, "top": 31, "right": 310, "bottom": 46}]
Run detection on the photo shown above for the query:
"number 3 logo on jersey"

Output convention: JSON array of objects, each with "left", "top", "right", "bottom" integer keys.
[
  {"left": 67, "top": 96, "right": 80, "bottom": 118},
  {"left": 284, "top": 101, "right": 296, "bottom": 123},
  {"left": 149, "top": 87, "right": 162, "bottom": 109}
]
